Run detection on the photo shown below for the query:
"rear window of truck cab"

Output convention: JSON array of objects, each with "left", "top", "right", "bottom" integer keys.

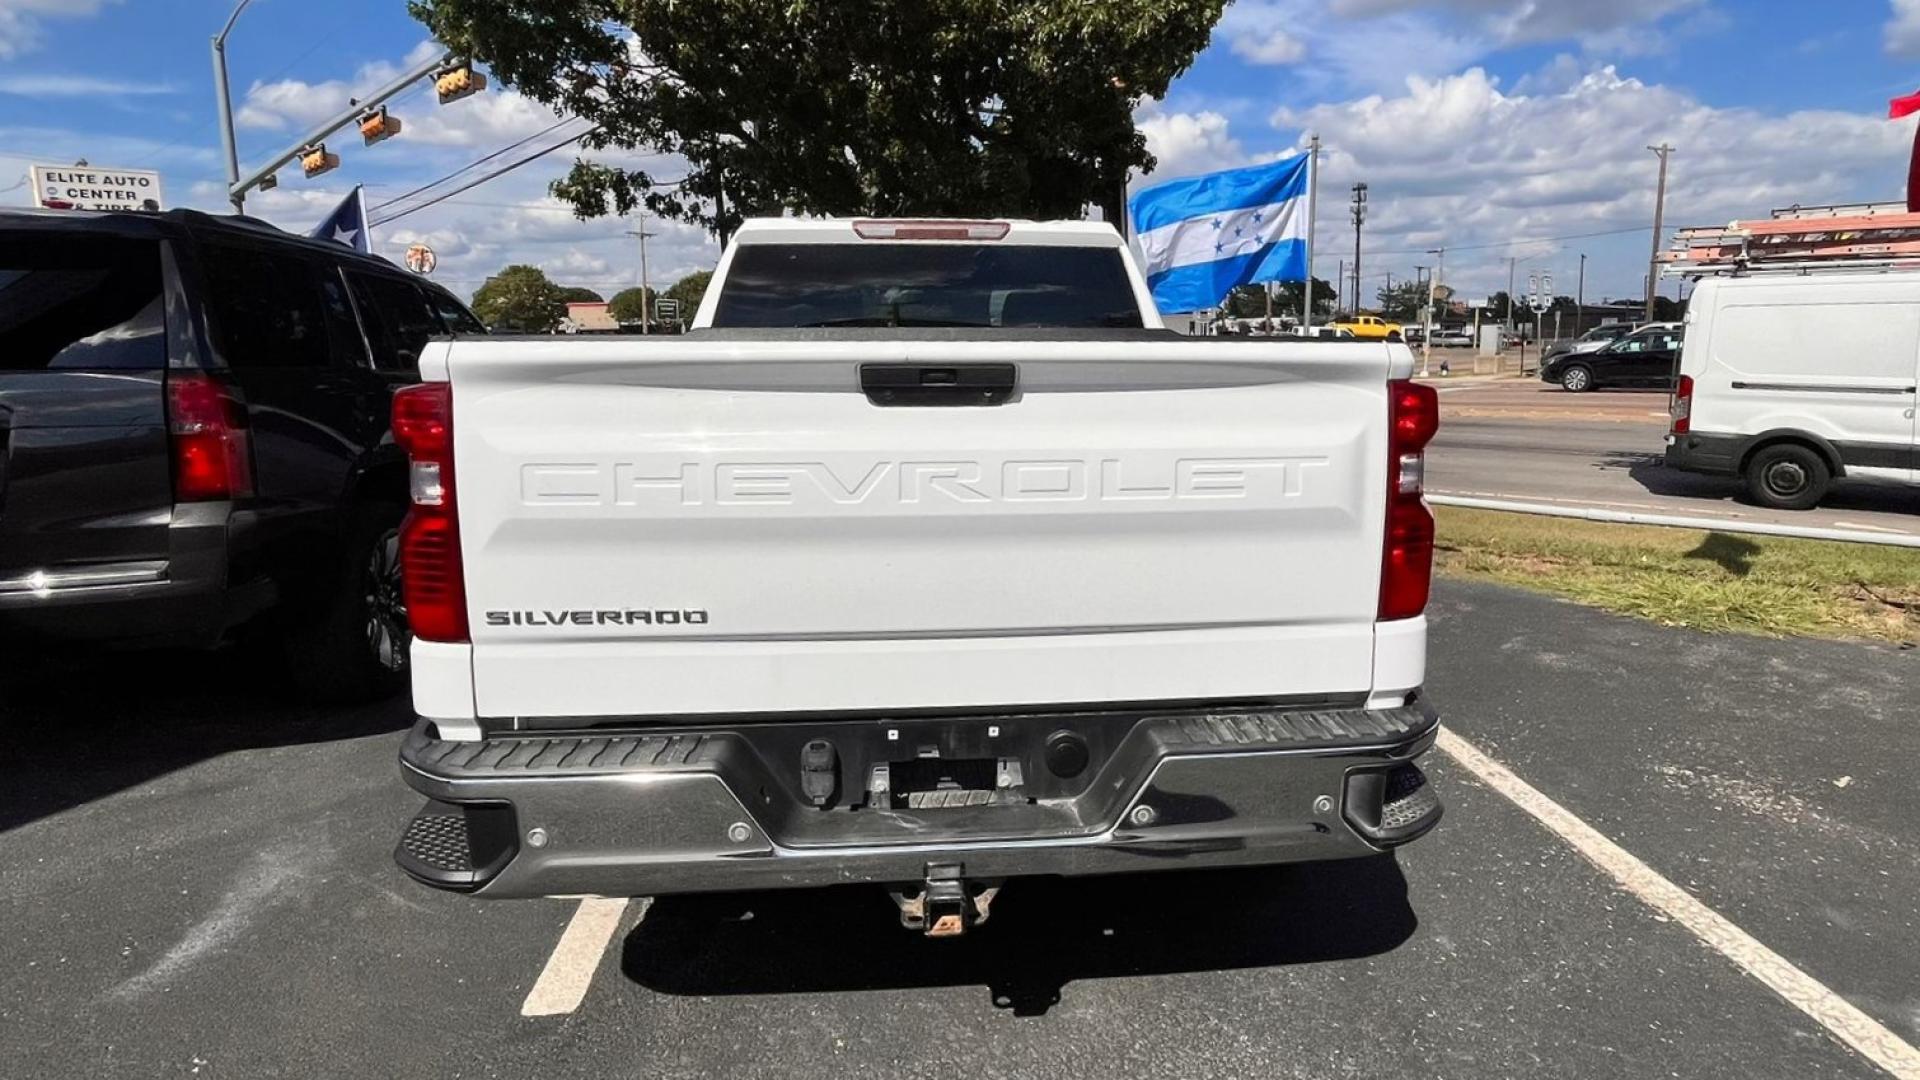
[{"left": 711, "top": 243, "right": 1144, "bottom": 329}]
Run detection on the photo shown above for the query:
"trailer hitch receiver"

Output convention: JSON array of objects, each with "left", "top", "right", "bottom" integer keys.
[{"left": 890, "top": 863, "right": 1000, "bottom": 937}]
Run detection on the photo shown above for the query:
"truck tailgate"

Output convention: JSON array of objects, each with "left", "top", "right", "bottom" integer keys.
[{"left": 445, "top": 336, "right": 1395, "bottom": 719}]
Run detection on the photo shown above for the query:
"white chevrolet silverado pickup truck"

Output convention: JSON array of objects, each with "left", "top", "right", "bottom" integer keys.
[{"left": 391, "top": 217, "right": 1442, "bottom": 936}]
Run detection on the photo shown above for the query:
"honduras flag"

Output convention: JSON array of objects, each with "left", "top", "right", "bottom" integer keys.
[
  {"left": 1128, "top": 155, "right": 1312, "bottom": 315},
  {"left": 310, "top": 185, "right": 371, "bottom": 254}
]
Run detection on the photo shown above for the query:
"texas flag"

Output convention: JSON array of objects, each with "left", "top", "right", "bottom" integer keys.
[{"left": 310, "top": 185, "right": 371, "bottom": 253}]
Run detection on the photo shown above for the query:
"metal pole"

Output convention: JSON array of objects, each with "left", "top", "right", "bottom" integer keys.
[
  {"left": 627, "top": 220, "right": 656, "bottom": 335},
  {"left": 1505, "top": 257, "right": 1516, "bottom": 333},
  {"left": 227, "top": 47, "right": 451, "bottom": 204},
  {"left": 1302, "top": 135, "right": 1320, "bottom": 330},
  {"left": 1336, "top": 259, "right": 1344, "bottom": 316},
  {"left": 211, "top": 0, "right": 253, "bottom": 214},
  {"left": 1576, "top": 253, "right": 1586, "bottom": 332},
  {"left": 1647, "top": 143, "right": 1674, "bottom": 322},
  {"left": 1350, "top": 182, "right": 1366, "bottom": 314}
]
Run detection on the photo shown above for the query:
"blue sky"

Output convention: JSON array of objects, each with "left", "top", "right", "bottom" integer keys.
[{"left": 4, "top": 0, "right": 1920, "bottom": 306}]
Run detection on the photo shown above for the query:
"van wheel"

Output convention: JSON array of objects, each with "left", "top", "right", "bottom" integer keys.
[
  {"left": 1560, "top": 365, "right": 1594, "bottom": 392},
  {"left": 285, "top": 503, "right": 410, "bottom": 703},
  {"left": 1743, "top": 444, "right": 1830, "bottom": 511}
]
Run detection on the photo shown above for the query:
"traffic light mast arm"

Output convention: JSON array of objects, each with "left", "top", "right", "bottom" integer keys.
[{"left": 227, "top": 47, "right": 453, "bottom": 205}]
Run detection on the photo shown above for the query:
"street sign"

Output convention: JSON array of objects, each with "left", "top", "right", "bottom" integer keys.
[
  {"left": 1527, "top": 271, "right": 1553, "bottom": 314},
  {"left": 30, "top": 164, "right": 163, "bottom": 211},
  {"left": 404, "top": 244, "right": 437, "bottom": 275},
  {"left": 654, "top": 297, "right": 682, "bottom": 322}
]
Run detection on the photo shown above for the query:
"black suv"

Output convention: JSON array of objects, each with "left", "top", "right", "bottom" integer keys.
[{"left": 0, "top": 208, "right": 484, "bottom": 700}]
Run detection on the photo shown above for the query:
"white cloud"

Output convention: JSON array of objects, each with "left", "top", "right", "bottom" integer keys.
[
  {"left": 1269, "top": 65, "right": 1909, "bottom": 298},
  {"left": 1221, "top": 2, "right": 1489, "bottom": 94},
  {"left": 1136, "top": 104, "right": 1245, "bottom": 179},
  {"left": 1231, "top": 28, "right": 1306, "bottom": 65},
  {"left": 1888, "top": 0, "right": 1920, "bottom": 56},
  {"left": 236, "top": 41, "right": 567, "bottom": 150},
  {"left": 0, "top": 0, "right": 114, "bottom": 60},
  {"left": 0, "top": 74, "right": 176, "bottom": 98},
  {"left": 1328, "top": 0, "right": 1701, "bottom": 44}
]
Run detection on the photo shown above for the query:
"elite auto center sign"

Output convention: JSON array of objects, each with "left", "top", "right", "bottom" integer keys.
[{"left": 31, "top": 165, "right": 164, "bottom": 211}]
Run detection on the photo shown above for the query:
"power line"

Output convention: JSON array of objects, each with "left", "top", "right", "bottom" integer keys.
[
  {"left": 1364, "top": 224, "right": 1652, "bottom": 260},
  {"left": 369, "top": 124, "right": 600, "bottom": 227},
  {"left": 368, "top": 115, "right": 586, "bottom": 214}
]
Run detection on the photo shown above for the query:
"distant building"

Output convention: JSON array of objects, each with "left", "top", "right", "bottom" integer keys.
[{"left": 559, "top": 301, "right": 619, "bottom": 334}]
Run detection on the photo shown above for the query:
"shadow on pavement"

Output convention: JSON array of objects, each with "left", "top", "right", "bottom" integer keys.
[
  {"left": 621, "top": 855, "right": 1415, "bottom": 1015},
  {"left": 0, "top": 644, "right": 412, "bottom": 832},
  {"left": 1620, "top": 457, "right": 1920, "bottom": 517}
]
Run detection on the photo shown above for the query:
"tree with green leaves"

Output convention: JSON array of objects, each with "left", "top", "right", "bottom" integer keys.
[
  {"left": 410, "top": 0, "right": 1228, "bottom": 233},
  {"left": 557, "top": 286, "right": 605, "bottom": 304},
  {"left": 471, "top": 265, "right": 566, "bottom": 331},
  {"left": 607, "top": 286, "right": 657, "bottom": 325},
  {"left": 662, "top": 270, "right": 713, "bottom": 317},
  {"left": 1375, "top": 280, "right": 1429, "bottom": 322}
]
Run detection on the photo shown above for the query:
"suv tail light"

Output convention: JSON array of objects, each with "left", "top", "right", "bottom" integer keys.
[
  {"left": 166, "top": 372, "right": 253, "bottom": 502},
  {"left": 1670, "top": 375, "right": 1694, "bottom": 435},
  {"left": 392, "top": 383, "right": 468, "bottom": 642},
  {"left": 1381, "top": 380, "right": 1438, "bottom": 621}
]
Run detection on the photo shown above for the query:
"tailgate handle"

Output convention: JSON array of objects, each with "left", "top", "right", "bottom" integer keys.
[{"left": 860, "top": 363, "right": 1017, "bottom": 407}]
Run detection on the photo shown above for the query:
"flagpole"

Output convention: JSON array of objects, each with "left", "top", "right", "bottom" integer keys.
[
  {"left": 356, "top": 184, "right": 372, "bottom": 256},
  {"left": 1303, "top": 133, "right": 1321, "bottom": 331}
]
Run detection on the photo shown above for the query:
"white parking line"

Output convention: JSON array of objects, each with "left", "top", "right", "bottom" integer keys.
[
  {"left": 1437, "top": 728, "right": 1920, "bottom": 1080},
  {"left": 520, "top": 897, "right": 635, "bottom": 1017}
]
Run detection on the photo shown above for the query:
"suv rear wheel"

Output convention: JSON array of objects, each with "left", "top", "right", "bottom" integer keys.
[
  {"left": 1742, "top": 443, "right": 1830, "bottom": 511},
  {"left": 286, "top": 503, "right": 410, "bottom": 702}
]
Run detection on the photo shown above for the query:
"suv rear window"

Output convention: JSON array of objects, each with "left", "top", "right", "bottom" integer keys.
[
  {"left": 0, "top": 235, "right": 166, "bottom": 370},
  {"left": 201, "top": 245, "right": 346, "bottom": 369},
  {"left": 347, "top": 271, "right": 441, "bottom": 373},
  {"left": 710, "top": 243, "right": 1144, "bottom": 329}
]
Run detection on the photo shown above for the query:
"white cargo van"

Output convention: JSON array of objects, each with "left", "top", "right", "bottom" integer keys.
[{"left": 1665, "top": 272, "right": 1918, "bottom": 509}]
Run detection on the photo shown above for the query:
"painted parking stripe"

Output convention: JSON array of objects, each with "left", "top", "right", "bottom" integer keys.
[
  {"left": 1437, "top": 728, "right": 1920, "bottom": 1080},
  {"left": 520, "top": 897, "right": 634, "bottom": 1017}
]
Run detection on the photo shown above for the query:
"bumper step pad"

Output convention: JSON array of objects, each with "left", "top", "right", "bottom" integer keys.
[{"left": 393, "top": 800, "right": 517, "bottom": 892}]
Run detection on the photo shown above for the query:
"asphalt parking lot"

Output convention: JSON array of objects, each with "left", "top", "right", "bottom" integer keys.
[{"left": 4, "top": 580, "right": 1917, "bottom": 1079}]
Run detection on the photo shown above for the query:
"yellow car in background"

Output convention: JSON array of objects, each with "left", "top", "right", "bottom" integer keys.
[{"left": 1330, "top": 314, "right": 1401, "bottom": 340}]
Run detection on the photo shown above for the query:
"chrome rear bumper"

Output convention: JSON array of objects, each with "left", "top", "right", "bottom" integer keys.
[{"left": 395, "top": 697, "right": 1442, "bottom": 898}]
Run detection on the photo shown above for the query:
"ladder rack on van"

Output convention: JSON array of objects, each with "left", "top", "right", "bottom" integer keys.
[{"left": 1659, "top": 201, "right": 1920, "bottom": 276}]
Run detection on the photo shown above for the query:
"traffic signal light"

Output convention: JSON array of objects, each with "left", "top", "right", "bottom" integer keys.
[
  {"left": 435, "top": 64, "right": 486, "bottom": 105},
  {"left": 300, "top": 144, "right": 339, "bottom": 179},
  {"left": 360, "top": 106, "right": 402, "bottom": 145}
]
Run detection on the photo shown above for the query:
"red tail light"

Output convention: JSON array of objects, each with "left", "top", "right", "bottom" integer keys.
[
  {"left": 166, "top": 372, "right": 253, "bottom": 502},
  {"left": 1381, "top": 380, "right": 1438, "bottom": 621},
  {"left": 1671, "top": 375, "right": 1694, "bottom": 435},
  {"left": 392, "top": 383, "right": 468, "bottom": 642}
]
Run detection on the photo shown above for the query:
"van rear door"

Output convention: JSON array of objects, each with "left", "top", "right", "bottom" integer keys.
[{"left": 0, "top": 230, "right": 175, "bottom": 591}]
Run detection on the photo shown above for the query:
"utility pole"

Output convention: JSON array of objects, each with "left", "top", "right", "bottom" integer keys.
[
  {"left": 1577, "top": 252, "right": 1587, "bottom": 334},
  {"left": 1336, "top": 259, "right": 1345, "bottom": 316},
  {"left": 1647, "top": 143, "right": 1675, "bottom": 322},
  {"left": 210, "top": 0, "right": 255, "bottom": 214},
  {"left": 1422, "top": 247, "right": 1445, "bottom": 378},
  {"left": 1303, "top": 134, "right": 1322, "bottom": 330},
  {"left": 626, "top": 218, "right": 657, "bottom": 335},
  {"left": 1506, "top": 256, "right": 1516, "bottom": 333},
  {"left": 1350, "top": 182, "right": 1367, "bottom": 314}
]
